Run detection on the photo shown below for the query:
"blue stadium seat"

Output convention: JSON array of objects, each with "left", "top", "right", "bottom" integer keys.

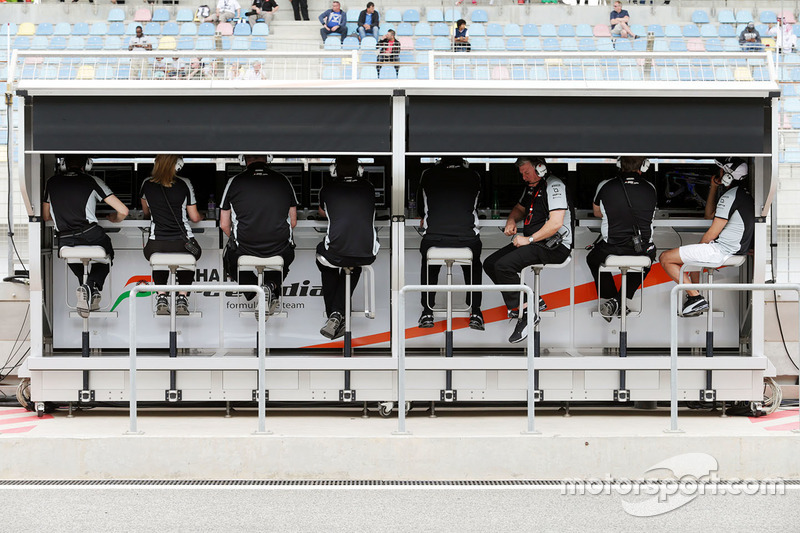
[
  {"left": 379, "top": 66, "right": 397, "bottom": 79},
  {"left": 12, "top": 36, "right": 30, "bottom": 50},
  {"left": 615, "top": 39, "right": 633, "bottom": 51},
  {"left": 403, "top": 10, "right": 420, "bottom": 23},
  {"left": 234, "top": 23, "right": 251, "bottom": 36},
  {"left": 723, "top": 38, "right": 740, "bottom": 51},
  {"left": 432, "top": 23, "right": 449, "bottom": 36},
  {"left": 486, "top": 23, "right": 503, "bottom": 37},
  {"left": 86, "top": 35, "right": 103, "bottom": 50},
  {"left": 153, "top": 8, "right": 170, "bottom": 23},
  {"left": 471, "top": 10, "right": 488, "bottom": 24},
  {"left": 341, "top": 36, "right": 359, "bottom": 50},
  {"left": 715, "top": 67, "right": 734, "bottom": 81},
  {"left": 444, "top": 9, "right": 459, "bottom": 23},
  {"left": 66, "top": 36, "right": 84, "bottom": 50},
  {"left": 361, "top": 36, "right": 377, "bottom": 50},
  {"left": 0, "top": 23, "right": 16, "bottom": 36},
  {"left": 385, "top": 9, "right": 402, "bottom": 23},
  {"left": 195, "top": 37, "right": 215, "bottom": 51},
  {"left": 322, "top": 66, "right": 342, "bottom": 80},
  {"left": 595, "top": 38, "right": 614, "bottom": 52},
  {"left": 692, "top": 10, "right": 710, "bottom": 24},
  {"left": 397, "top": 50, "right": 414, "bottom": 63},
  {"left": 470, "top": 24, "right": 485, "bottom": 37},
  {"left": 49, "top": 36, "right": 67, "bottom": 50},
  {"left": 104, "top": 36, "right": 123, "bottom": 50},
  {"left": 760, "top": 11, "right": 778, "bottom": 24},
  {"left": 453, "top": 66, "right": 474, "bottom": 80},
  {"left": 576, "top": 24, "right": 592, "bottom": 37},
  {"left": 506, "top": 37, "right": 523, "bottom": 51},
  {"left": 176, "top": 37, "right": 195, "bottom": 50},
  {"left": 88, "top": 23, "right": 107, "bottom": 36},
  {"left": 505, "top": 24, "right": 521, "bottom": 37},
  {"left": 669, "top": 39, "right": 687, "bottom": 52},
  {"left": 584, "top": 66, "right": 603, "bottom": 80},
  {"left": 752, "top": 67, "right": 769, "bottom": 81},
  {"left": 540, "top": 24, "right": 557, "bottom": 37},
  {"left": 700, "top": 25, "right": 718, "bottom": 38},
  {"left": 326, "top": 36, "right": 344, "bottom": 50},
  {"left": 560, "top": 37, "right": 577, "bottom": 51},
  {"left": 433, "top": 36, "right": 450, "bottom": 50},
  {"left": 95, "top": 65, "right": 116, "bottom": 80},
  {"left": 163, "top": 22, "right": 179, "bottom": 36},
  {"left": 736, "top": 10, "right": 753, "bottom": 24},
  {"left": 557, "top": 24, "right": 574, "bottom": 37},
  {"left": 180, "top": 23, "right": 197, "bottom": 36},
  {"left": 718, "top": 25, "right": 736, "bottom": 38},
  {"left": 578, "top": 38, "right": 596, "bottom": 51},
  {"left": 360, "top": 66, "right": 378, "bottom": 79},
  {"left": 198, "top": 23, "right": 215, "bottom": 36},
  {"left": 622, "top": 67, "right": 642, "bottom": 81},
  {"left": 30, "top": 36, "right": 48, "bottom": 50},
  {"left": 647, "top": 24, "right": 664, "bottom": 37},
  {"left": 108, "top": 8, "right": 125, "bottom": 23},
  {"left": 145, "top": 22, "right": 161, "bottom": 36},
  {"left": 702, "top": 38, "right": 721, "bottom": 52},
  {"left": 250, "top": 38, "right": 267, "bottom": 51},
  {"left": 524, "top": 37, "right": 541, "bottom": 51},
  {"left": 73, "top": 22, "right": 89, "bottom": 36},
  {"left": 36, "top": 23, "right": 54, "bottom": 36},
  {"left": 629, "top": 24, "right": 645, "bottom": 37},
  {"left": 542, "top": 37, "right": 559, "bottom": 51},
  {"left": 718, "top": 10, "right": 735, "bottom": 24},
  {"left": 470, "top": 37, "right": 486, "bottom": 51},
  {"left": 522, "top": 24, "right": 538, "bottom": 37},
  {"left": 108, "top": 22, "right": 124, "bottom": 36},
  {"left": 427, "top": 8, "right": 444, "bottom": 23},
  {"left": 415, "top": 51, "right": 429, "bottom": 63},
  {"left": 176, "top": 9, "right": 194, "bottom": 23},
  {"left": 416, "top": 37, "right": 432, "bottom": 50},
  {"left": 396, "top": 23, "right": 413, "bottom": 37},
  {"left": 683, "top": 24, "right": 700, "bottom": 38},
  {"left": 232, "top": 37, "right": 249, "bottom": 50},
  {"left": 51, "top": 22, "right": 70, "bottom": 37},
  {"left": 785, "top": 84, "right": 797, "bottom": 97},
  {"left": 488, "top": 37, "right": 505, "bottom": 51}
]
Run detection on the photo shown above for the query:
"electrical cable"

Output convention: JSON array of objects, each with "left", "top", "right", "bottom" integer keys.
[
  {"left": 5, "top": 91, "right": 27, "bottom": 277},
  {"left": 769, "top": 247, "right": 799, "bottom": 371}
]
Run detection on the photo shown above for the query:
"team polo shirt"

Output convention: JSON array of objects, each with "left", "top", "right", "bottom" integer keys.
[
  {"left": 320, "top": 177, "right": 380, "bottom": 260},
  {"left": 417, "top": 163, "right": 481, "bottom": 238},
  {"left": 140, "top": 177, "right": 197, "bottom": 240},
  {"left": 593, "top": 173, "right": 657, "bottom": 246},
  {"left": 220, "top": 162, "right": 298, "bottom": 257},
  {"left": 44, "top": 171, "right": 113, "bottom": 233},
  {"left": 713, "top": 185, "right": 754, "bottom": 255},
  {"left": 518, "top": 176, "right": 573, "bottom": 247}
]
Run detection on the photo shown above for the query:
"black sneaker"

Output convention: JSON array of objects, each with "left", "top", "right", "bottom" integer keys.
[
  {"left": 682, "top": 295, "right": 709, "bottom": 317},
  {"left": 508, "top": 308, "right": 519, "bottom": 320},
  {"left": 331, "top": 320, "right": 346, "bottom": 340},
  {"left": 175, "top": 295, "right": 190, "bottom": 316},
  {"left": 320, "top": 311, "right": 343, "bottom": 339},
  {"left": 89, "top": 286, "right": 102, "bottom": 312},
  {"left": 418, "top": 311, "right": 434, "bottom": 328},
  {"left": 599, "top": 298, "right": 619, "bottom": 323},
  {"left": 469, "top": 310, "right": 485, "bottom": 331},
  {"left": 538, "top": 297, "right": 547, "bottom": 312},
  {"left": 509, "top": 314, "right": 529, "bottom": 344},
  {"left": 264, "top": 283, "right": 280, "bottom": 315},
  {"left": 76, "top": 284, "right": 90, "bottom": 318},
  {"left": 155, "top": 294, "right": 170, "bottom": 316}
]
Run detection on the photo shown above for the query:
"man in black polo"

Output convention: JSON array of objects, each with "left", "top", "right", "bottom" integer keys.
[
  {"left": 416, "top": 157, "right": 484, "bottom": 330},
  {"left": 586, "top": 156, "right": 657, "bottom": 322},
  {"left": 483, "top": 157, "right": 572, "bottom": 343},
  {"left": 220, "top": 155, "right": 297, "bottom": 316},
  {"left": 43, "top": 155, "right": 129, "bottom": 317},
  {"left": 316, "top": 156, "right": 380, "bottom": 339}
]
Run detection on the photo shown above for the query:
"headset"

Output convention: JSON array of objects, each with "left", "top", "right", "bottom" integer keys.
[
  {"left": 330, "top": 160, "right": 364, "bottom": 178},
  {"left": 238, "top": 154, "right": 274, "bottom": 167},
  {"left": 57, "top": 157, "right": 93, "bottom": 173},
  {"left": 532, "top": 157, "right": 548, "bottom": 178},
  {"left": 175, "top": 156, "right": 184, "bottom": 173},
  {"left": 616, "top": 156, "right": 651, "bottom": 173},
  {"left": 714, "top": 157, "right": 748, "bottom": 186}
]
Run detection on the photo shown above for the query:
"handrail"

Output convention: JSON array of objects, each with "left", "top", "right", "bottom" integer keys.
[
  {"left": 398, "top": 283, "right": 538, "bottom": 435},
  {"left": 669, "top": 282, "right": 800, "bottom": 434},
  {"left": 128, "top": 283, "right": 267, "bottom": 435}
]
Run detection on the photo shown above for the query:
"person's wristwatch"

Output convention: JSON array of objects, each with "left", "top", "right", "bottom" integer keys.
[{"left": 528, "top": 236, "right": 534, "bottom": 244}]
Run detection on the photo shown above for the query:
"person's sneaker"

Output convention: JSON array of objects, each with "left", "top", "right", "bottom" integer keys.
[
  {"left": 331, "top": 320, "right": 346, "bottom": 340},
  {"left": 538, "top": 297, "right": 547, "bottom": 312},
  {"left": 509, "top": 314, "right": 529, "bottom": 344},
  {"left": 508, "top": 308, "right": 519, "bottom": 320},
  {"left": 418, "top": 311, "right": 435, "bottom": 328},
  {"left": 682, "top": 295, "right": 709, "bottom": 317},
  {"left": 263, "top": 283, "right": 280, "bottom": 315},
  {"left": 175, "top": 295, "right": 190, "bottom": 316},
  {"left": 76, "top": 284, "right": 90, "bottom": 318},
  {"left": 320, "top": 311, "right": 343, "bottom": 339},
  {"left": 468, "top": 310, "right": 485, "bottom": 331},
  {"left": 90, "top": 286, "right": 102, "bottom": 312},
  {"left": 599, "top": 298, "right": 620, "bottom": 323},
  {"left": 155, "top": 294, "right": 170, "bottom": 316}
]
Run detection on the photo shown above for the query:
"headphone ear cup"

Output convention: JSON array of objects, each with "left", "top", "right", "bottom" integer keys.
[
  {"left": 329, "top": 163, "right": 337, "bottom": 178},
  {"left": 238, "top": 154, "right": 246, "bottom": 167},
  {"left": 175, "top": 157, "right": 184, "bottom": 173},
  {"left": 57, "top": 158, "right": 66, "bottom": 173},
  {"left": 640, "top": 159, "right": 650, "bottom": 173},
  {"left": 357, "top": 164, "right": 364, "bottom": 178},
  {"left": 616, "top": 157, "right": 622, "bottom": 169},
  {"left": 84, "top": 158, "right": 93, "bottom": 172},
  {"left": 534, "top": 162, "right": 547, "bottom": 178},
  {"left": 265, "top": 154, "right": 274, "bottom": 165}
]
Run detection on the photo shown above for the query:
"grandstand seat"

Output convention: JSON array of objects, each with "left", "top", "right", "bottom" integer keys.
[
  {"left": 158, "top": 36, "right": 176, "bottom": 50},
  {"left": 595, "top": 38, "right": 614, "bottom": 52},
  {"left": 250, "top": 38, "right": 267, "bottom": 51},
  {"left": 1, "top": 23, "right": 18, "bottom": 36},
  {"left": 174, "top": 36, "right": 193, "bottom": 50},
  {"left": 683, "top": 24, "right": 700, "bottom": 38},
  {"left": 180, "top": 23, "right": 198, "bottom": 36},
  {"left": 453, "top": 66, "right": 474, "bottom": 80},
  {"left": 524, "top": 37, "right": 541, "bottom": 51},
  {"left": 691, "top": 10, "right": 710, "bottom": 24},
  {"left": 346, "top": 9, "right": 359, "bottom": 27},
  {"left": 195, "top": 37, "right": 215, "bottom": 51},
  {"left": 12, "top": 36, "right": 29, "bottom": 50},
  {"left": 95, "top": 65, "right": 116, "bottom": 80},
  {"left": 361, "top": 36, "right": 377, "bottom": 50},
  {"left": 471, "top": 10, "right": 489, "bottom": 24},
  {"left": 108, "top": 8, "right": 125, "bottom": 23},
  {"left": 669, "top": 39, "right": 687, "bottom": 52},
  {"left": 542, "top": 38, "right": 559, "bottom": 51},
  {"left": 486, "top": 23, "right": 503, "bottom": 37},
  {"left": 700, "top": 25, "right": 718, "bottom": 38},
  {"left": 723, "top": 38, "right": 740, "bottom": 51},
  {"left": 687, "top": 38, "right": 705, "bottom": 52},
  {"left": 396, "top": 23, "right": 413, "bottom": 37},
  {"left": 397, "top": 50, "right": 414, "bottom": 63},
  {"left": 49, "top": 36, "right": 67, "bottom": 50},
  {"left": 509, "top": 66, "right": 525, "bottom": 80},
  {"left": 578, "top": 38, "right": 596, "bottom": 52},
  {"left": 379, "top": 66, "right": 397, "bottom": 79},
  {"left": 522, "top": 24, "right": 538, "bottom": 37},
  {"left": 506, "top": 37, "right": 523, "bottom": 51},
  {"left": 234, "top": 23, "right": 251, "bottom": 36},
  {"left": 470, "top": 24, "right": 485, "bottom": 37},
  {"left": 718, "top": 10, "right": 735, "bottom": 24},
  {"left": 415, "top": 51, "right": 429, "bottom": 63},
  {"left": 218, "top": 23, "right": 234, "bottom": 36},
  {"left": 432, "top": 23, "right": 450, "bottom": 37},
  {"left": 647, "top": 24, "right": 664, "bottom": 37},
  {"left": 471, "top": 37, "right": 487, "bottom": 51},
  {"left": 433, "top": 37, "right": 451, "bottom": 51},
  {"left": 398, "top": 36, "right": 414, "bottom": 50},
  {"left": 528, "top": 66, "right": 546, "bottom": 80},
  {"left": 593, "top": 24, "right": 610, "bottom": 37},
  {"left": 540, "top": 24, "right": 557, "bottom": 37},
  {"left": 86, "top": 36, "right": 104, "bottom": 50},
  {"left": 491, "top": 66, "right": 510, "bottom": 80},
  {"left": 322, "top": 66, "right": 342, "bottom": 80},
  {"left": 736, "top": 10, "right": 753, "bottom": 24},
  {"left": 615, "top": 39, "right": 633, "bottom": 52},
  {"left": 718, "top": 25, "right": 736, "bottom": 38},
  {"left": 134, "top": 9, "right": 153, "bottom": 23},
  {"left": 385, "top": 9, "right": 402, "bottom": 23},
  {"left": 403, "top": 10, "right": 420, "bottom": 23},
  {"left": 341, "top": 36, "right": 358, "bottom": 50},
  {"left": 231, "top": 37, "right": 248, "bottom": 50},
  {"left": 427, "top": 9, "right": 444, "bottom": 23},
  {"left": 104, "top": 36, "right": 123, "bottom": 50},
  {"left": 629, "top": 24, "right": 645, "bottom": 37},
  {"left": 444, "top": 9, "right": 459, "bottom": 23},
  {"left": 752, "top": 67, "right": 769, "bottom": 81},
  {"left": 198, "top": 23, "right": 215, "bottom": 36},
  {"left": 622, "top": 67, "right": 642, "bottom": 81},
  {"left": 177, "top": 9, "right": 194, "bottom": 23},
  {"left": 30, "top": 36, "right": 48, "bottom": 50},
  {"left": 162, "top": 22, "right": 179, "bottom": 36},
  {"left": 36, "top": 23, "right": 53, "bottom": 36},
  {"left": 487, "top": 37, "right": 504, "bottom": 51},
  {"left": 360, "top": 66, "right": 378, "bottom": 79},
  {"left": 715, "top": 67, "right": 734, "bottom": 81},
  {"left": 416, "top": 65, "right": 429, "bottom": 79},
  {"left": 416, "top": 37, "right": 433, "bottom": 51},
  {"left": 108, "top": 22, "right": 124, "bottom": 36},
  {"left": 17, "top": 23, "right": 36, "bottom": 36},
  {"left": 557, "top": 24, "right": 574, "bottom": 37},
  {"left": 89, "top": 23, "right": 107, "bottom": 36},
  {"left": 785, "top": 84, "right": 797, "bottom": 97},
  {"left": 664, "top": 25, "right": 681, "bottom": 38},
  {"left": 760, "top": 11, "right": 778, "bottom": 24},
  {"left": 561, "top": 37, "right": 577, "bottom": 51},
  {"left": 66, "top": 36, "right": 84, "bottom": 50},
  {"left": 734, "top": 67, "right": 753, "bottom": 81},
  {"left": 144, "top": 22, "right": 160, "bottom": 36},
  {"left": 584, "top": 66, "right": 603, "bottom": 80},
  {"left": 757, "top": 24, "right": 769, "bottom": 35},
  {"left": 781, "top": 11, "right": 797, "bottom": 24},
  {"left": 576, "top": 24, "right": 592, "bottom": 38},
  {"left": 505, "top": 24, "right": 522, "bottom": 37},
  {"left": 152, "top": 8, "right": 170, "bottom": 23}
]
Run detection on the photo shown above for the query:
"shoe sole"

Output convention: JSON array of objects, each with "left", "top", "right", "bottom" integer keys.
[
  {"left": 320, "top": 324, "right": 339, "bottom": 339},
  {"left": 156, "top": 307, "right": 170, "bottom": 316},
  {"left": 469, "top": 322, "right": 485, "bottom": 331},
  {"left": 682, "top": 307, "right": 708, "bottom": 318},
  {"left": 509, "top": 334, "right": 527, "bottom": 344}
]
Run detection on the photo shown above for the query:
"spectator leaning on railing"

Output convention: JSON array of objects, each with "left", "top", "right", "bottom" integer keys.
[{"left": 454, "top": 19, "right": 471, "bottom": 52}]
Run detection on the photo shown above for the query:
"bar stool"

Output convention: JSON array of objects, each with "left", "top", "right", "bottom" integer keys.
[
  {"left": 59, "top": 245, "right": 111, "bottom": 403},
  {"left": 598, "top": 255, "right": 653, "bottom": 403},
  {"left": 521, "top": 256, "right": 571, "bottom": 402},
  {"left": 237, "top": 255, "right": 286, "bottom": 319},
  {"left": 679, "top": 255, "right": 747, "bottom": 402},
  {"left": 149, "top": 252, "right": 197, "bottom": 402},
  {"left": 426, "top": 247, "right": 473, "bottom": 402}
]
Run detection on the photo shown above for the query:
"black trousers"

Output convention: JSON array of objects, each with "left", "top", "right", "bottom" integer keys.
[
  {"left": 586, "top": 240, "right": 657, "bottom": 300},
  {"left": 57, "top": 225, "right": 114, "bottom": 291},
  {"left": 316, "top": 242, "right": 375, "bottom": 317},
  {"left": 420, "top": 235, "right": 483, "bottom": 313},
  {"left": 224, "top": 242, "right": 295, "bottom": 301},
  {"left": 483, "top": 242, "right": 570, "bottom": 310},
  {"left": 143, "top": 238, "right": 202, "bottom": 286},
  {"left": 291, "top": 0, "right": 308, "bottom": 20}
]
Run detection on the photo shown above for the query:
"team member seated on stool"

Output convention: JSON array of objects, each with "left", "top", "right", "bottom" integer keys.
[
  {"left": 220, "top": 155, "right": 297, "bottom": 316},
  {"left": 416, "top": 156, "right": 485, "bottom": 330},
  {"left": 43, "top": 155, "right": 129, "bottom": 317},
  {"left": 587, "top": 156, "right": 657, "bottom": 322},
  {"left": 659, "top": 158, "right": 754, "bottom": 316},
  {"left": 140, "top": 155, "right": 204, "bottom": 316},
  {"left": 316, "top": 156, "right": 380, "bottom": 339},
  {"left": 483, "top": 157, "right": 573, "bottom": 343}
]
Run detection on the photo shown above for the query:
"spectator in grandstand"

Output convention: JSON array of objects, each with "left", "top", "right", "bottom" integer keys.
[
  {"left": 454, "top": 19, "right": 471, "bottom": 52},
  {"left": 319, "top": 1, "right": 348, "bottom": 42},
  {"left": 187, "top": 58, "right": 204, "bottom": 80},
  {"left": 377, "top": 30, "right": 400, "bottom": 74},
  {"left": 242, "top": 60, "right": 265, "bottom": 80},
  {"left": 357, "top": 2, "right": 380, "bottom": 41},
  {"left": 205, "top": 0, "right": 242, "bottom": 25},
  {"left": 221, "top": 155, "right": 298, "bottom": 318},
  {"left": 168, "top": 57, "right": 189, "bottom": 79},
  {"left": 659, "top": 158, "right": 754, "bottom": 317},
  {"left": 739, "top": 22, "right": 762, "bottom": 51},
  {"left": 483, "top": 157, "right": 572, "bottom": 344},
  {"left": 140, "top": 155, "right": 204, "bottom": 316},
  {"left": 769, "top": 17, "right": 796, "bottom": 53},
  {"left": 586, "top": 157, "right": 657, "bottom": 322},
  {"left": 315, "top": 156, "right": 380, "bottom": 339},
  {"left": 416, "top": 157, "right": 484, "bottom": 331},
  {"left": 609, "top": 1, "right": 636, "bottom": 39},
  {"left": 43, "top": 155, "right": 128, "bottom": 318},
  {"left": 248, "top": 0, "right": 279, "bottom": 28},
  {"left": 203, "top": 59, "right": 224, "bottom": 79},
  {"left": 291, "top": 0, "right": 309, "bottom": 21},
  {"left": 152, "top": 56, "right": 169, "bottom": 79},
  {"left": 128, "top": 25, "right": 154, "bottom": 52}
]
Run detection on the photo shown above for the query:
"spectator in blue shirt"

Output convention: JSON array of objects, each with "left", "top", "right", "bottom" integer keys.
[
  {"left": 610, "top": 1, "right": 636, "bottom": 39},
  {"left": 357, "top": 2, "right": 380, "bottom": 40},
  {"left": 319, "top": 1, "right": 348, "bottom": 42}
]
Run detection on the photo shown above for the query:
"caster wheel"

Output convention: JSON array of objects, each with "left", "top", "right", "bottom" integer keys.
[
  {"left": 378, "top": 402, "right": 394, "bottom": 418},
  {"left": 35, "top": 402, "right": 45, "bottom": 418}
]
